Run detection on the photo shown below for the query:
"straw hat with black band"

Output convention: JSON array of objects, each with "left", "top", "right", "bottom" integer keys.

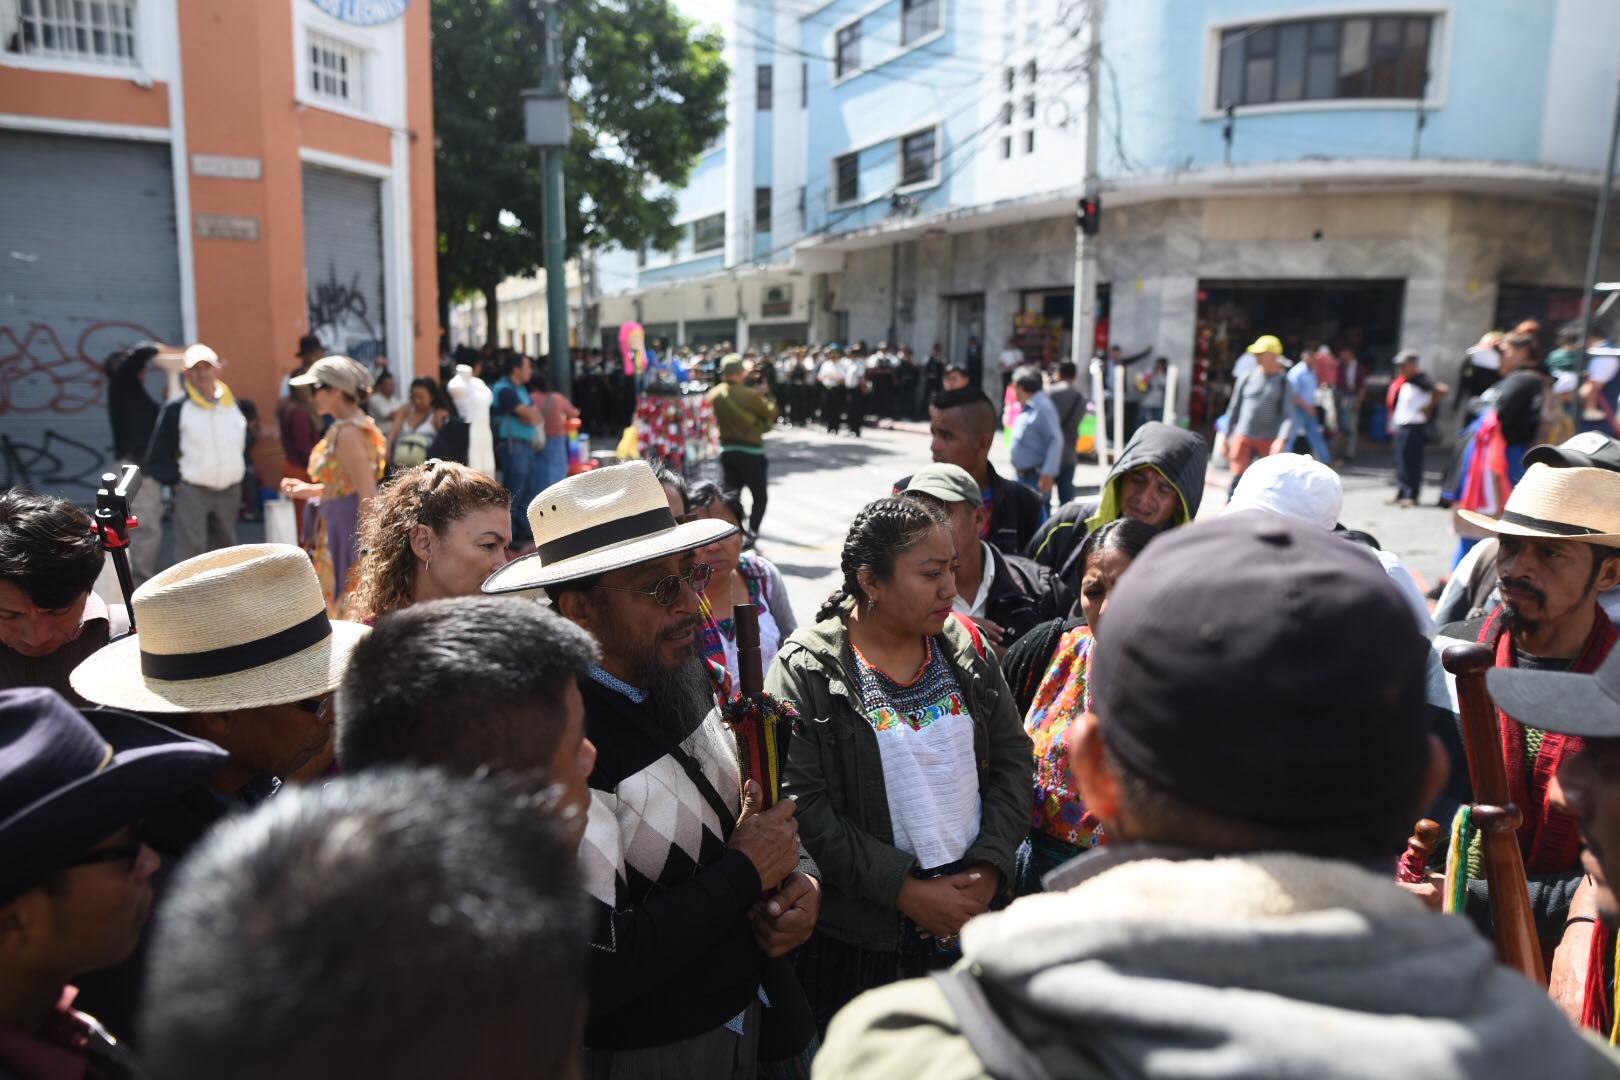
[
  {"left": 70, "top": 545, "right": 370, "bottom": 714},
  {"left": 482, "top": 461, "right": 736, "bottom": 595},
  {"left": 0, "top": 687, "right": 228, "bottom": 905},
  {"left": 1455, "top": 464, "right": 1620, "bottom": 545}
]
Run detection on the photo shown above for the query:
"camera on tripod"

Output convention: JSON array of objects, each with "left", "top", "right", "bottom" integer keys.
[{"left": 91, "top": 463, "right": 142, "bottom": 633}]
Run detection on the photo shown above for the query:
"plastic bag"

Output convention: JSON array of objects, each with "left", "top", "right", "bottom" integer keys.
[{"left": 264, "top": 498, "right": 298, "bottom": 548}]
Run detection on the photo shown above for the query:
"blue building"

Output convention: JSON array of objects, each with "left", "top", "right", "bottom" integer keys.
[{"left": 597, "top": 0, "right": 1620, "bottom": 412}]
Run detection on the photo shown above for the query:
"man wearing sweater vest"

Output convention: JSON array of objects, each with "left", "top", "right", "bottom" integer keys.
[{"left": 484, "top": 461, "right": 817, "bottom": 1077}]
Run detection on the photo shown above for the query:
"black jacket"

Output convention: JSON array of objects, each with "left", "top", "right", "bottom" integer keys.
[
  {"left": 894, "top": 463, "right": 1044, "bottom": 557},
  {"left": 1023, "top": 422, "right": 1209, "bottom": 587},
  {"left": 107, "top": 355, "right": 162, "bottom": 461},
  {"left": 979, "top": 544, "right": 1064, "bottom": 648}
]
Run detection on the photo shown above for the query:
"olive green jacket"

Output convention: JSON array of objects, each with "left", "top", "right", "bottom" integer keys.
[
  {"left": 765, "top": 607, "right": 1034, "bottom": 951},
  {"left": 707, "top": 380, "right": 778, "bottom": 449}
]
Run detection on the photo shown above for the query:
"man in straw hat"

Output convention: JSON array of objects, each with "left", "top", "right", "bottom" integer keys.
[
  {"left": 64, "top": 543, "right": 370, "bottom": 1039},
  {"left": 143, "top": 343, "right": 249, "bottom": 563},
  {"left": 483, "top": 461, "right": 816, "bottom": 1076},
  {"left": 1413, "top": 464, "right": 1620, "bottom": 1006},
  {"left": 0, "top": 686, "right": 226, "bottom": 1077}
]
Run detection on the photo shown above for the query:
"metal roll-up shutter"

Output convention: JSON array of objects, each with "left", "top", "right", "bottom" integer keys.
[
  {"left": 0, "top": 130, "right": 183, "bottom": 501},
  {"left": 301, "top": 165, "right": 386, "bottom": 369}
]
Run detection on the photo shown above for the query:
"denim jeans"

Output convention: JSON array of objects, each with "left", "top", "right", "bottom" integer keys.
[
  {"left": 496, "top": 438, "right": 542, "bottom": 542},
  {"left": 1055, "top": 462, "right": 1077, "bottom": 506},
  {"left": 1287, "top": 403, "right": 1334, "bottom": 463}
]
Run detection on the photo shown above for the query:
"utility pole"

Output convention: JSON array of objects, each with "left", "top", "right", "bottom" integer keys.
[
  {"left": 525, "top": 0, "right": 573, "bottom": 398},
  {"left": 1579, "top": 69, "right": 1620, "bottom": 353},
  {"left": 1068, "top": 0, "right": 1103, "bottom": 448}
]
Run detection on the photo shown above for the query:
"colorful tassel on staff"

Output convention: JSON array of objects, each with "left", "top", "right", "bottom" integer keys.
[
  {"left": 723, "top": 692, "right": 798, "bottom": 807},
  {"left": 1442, "top": 805, "right": 1475, "bottom": 915}
]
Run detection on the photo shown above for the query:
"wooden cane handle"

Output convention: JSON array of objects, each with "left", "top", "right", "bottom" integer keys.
[
  {"left": 1397, "top": 819, "right": 1442, "bottom": 883},
  {"left": 1441, "top": 642, "right": 1546, "bottom": 985}
]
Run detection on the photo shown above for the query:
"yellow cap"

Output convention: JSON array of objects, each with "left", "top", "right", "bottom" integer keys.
[{"left": 1246, "top": 334, "right": 1284, "bottom": 356}]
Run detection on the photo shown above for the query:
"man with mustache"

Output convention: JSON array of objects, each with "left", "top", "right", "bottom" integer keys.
[
  {"left": 484, "top": 462, "right": 817, "bottom": 1077},
  {"left": 1418, "top": 464, "right": 1620, "bottom": 1015}
]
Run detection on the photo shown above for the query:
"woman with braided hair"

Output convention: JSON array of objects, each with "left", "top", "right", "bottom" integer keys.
[
  {"left": 766, "top": 497, "right": 1034, "bottom": 1033},
  {"left": 346, "top": 460, "right": 512, "bottom": 624}
]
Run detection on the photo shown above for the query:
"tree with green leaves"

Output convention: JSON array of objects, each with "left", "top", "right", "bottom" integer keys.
[{"left": 433, "top": 0, "right": 727, "bottom": 344}]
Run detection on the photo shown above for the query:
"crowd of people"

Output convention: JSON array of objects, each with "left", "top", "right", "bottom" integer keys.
[{"left": 11, "top": 309, "right": 1620, "bottom": 1078}]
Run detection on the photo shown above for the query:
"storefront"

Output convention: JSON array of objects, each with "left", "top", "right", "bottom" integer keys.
[{"left": 0, "top": 131, "right": 184, "bottom": 499}]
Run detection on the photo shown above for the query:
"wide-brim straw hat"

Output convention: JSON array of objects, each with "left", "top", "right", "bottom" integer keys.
[
  {"left": 71, "top": 545, "right": 370, "bottom": 714},
  {"left": 482, "top": 461, "right": 736, "bottom": 594},
  {"left": 1456, "top": 464, "right": 1620, "bottom": 544}
]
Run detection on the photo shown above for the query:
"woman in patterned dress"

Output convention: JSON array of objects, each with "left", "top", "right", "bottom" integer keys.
[
  {"left": 280, "top": 356, "right": 387, "bottom": 616},
  {"left": 1016, "top": 517, "right": 1157, "bottom": 894}
]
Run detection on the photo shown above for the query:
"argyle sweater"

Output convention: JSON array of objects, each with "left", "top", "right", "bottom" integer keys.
[{"left": 577, "top": 676, "right": 765, "bottom": 1051}]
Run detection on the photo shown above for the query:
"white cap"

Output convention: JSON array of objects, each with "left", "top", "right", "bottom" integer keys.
[
  {"left": 1225, "top": 453, "right": 1343, "bottom": 532},
  {"left": 182, "top": 343, "right": 220, "bottom": 369}
]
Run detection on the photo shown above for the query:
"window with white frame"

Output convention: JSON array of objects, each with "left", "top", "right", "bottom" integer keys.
[
  {"left": 7, "top": 0, "right": 139, "bottom": 66},
  {"left": 308, "top": 29, "right": 367, "bottom": 112},
  {"left": 835, "top": 21, "right": 860, "bottom": 78},
  {"left": 1216, "top": 14, "right": 1434, "bottom": 109},
  {"left": 691, "top": 213, "right": 725, "bottom": 254},
  {"left": 901, "top": 0, "right": 939, "bottom": 46},
  {"left": 900, "top": 127, "right": 936, "bottom": 187}
]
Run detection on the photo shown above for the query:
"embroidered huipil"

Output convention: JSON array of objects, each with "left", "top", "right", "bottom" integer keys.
[{"left": 850, "top": 638, "right": 980, "bottom": 871}]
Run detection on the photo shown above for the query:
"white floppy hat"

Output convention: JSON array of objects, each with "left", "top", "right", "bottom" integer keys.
[
  {"left": 1225, "top": 453, "right": 1343, "bottom": 532},
  {"left": 1456, "top": 464, "right": 1620, "bottom": 544},
  {"left": 482, "top": 461, "right": 736, "bottom": 594},
  {"left": 71, "top": 545, "right": 370, "bottom": 714}
]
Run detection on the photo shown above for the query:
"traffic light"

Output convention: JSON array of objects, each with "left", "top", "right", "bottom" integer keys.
[{"left": 1078, "top": 195, "right": 1102, "bottom": 237}]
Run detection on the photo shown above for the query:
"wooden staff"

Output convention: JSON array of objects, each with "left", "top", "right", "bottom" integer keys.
[
  {"left": 735, "top": 602, "right": 763, "bottom": 696},
  {"left": 1443, "top": 641, "right": 1546, "bottom": 985}
]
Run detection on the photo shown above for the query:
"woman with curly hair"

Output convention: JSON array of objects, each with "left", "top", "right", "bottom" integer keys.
[{"left": 347, "top": 459, "right": 513, "bottom": 624}]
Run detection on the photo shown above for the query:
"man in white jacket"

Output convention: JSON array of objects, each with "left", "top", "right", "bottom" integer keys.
[{"left": 143, "top": 344, "right": 248, "bottom": 562}]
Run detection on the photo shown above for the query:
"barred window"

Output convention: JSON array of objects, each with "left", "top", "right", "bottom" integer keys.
[
  {"left": 309, "top": 30, "right": 367, "bottom": 111},
  {"left": 9, "top": 0, "right": 138, "bottom": 66}
]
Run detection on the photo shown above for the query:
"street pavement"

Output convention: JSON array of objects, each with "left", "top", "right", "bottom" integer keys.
[{"left": 755, "top": 422, "right": 1460, "bottom": 626}]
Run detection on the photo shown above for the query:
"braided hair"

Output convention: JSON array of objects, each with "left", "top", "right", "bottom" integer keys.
[
  {"left": 817, "top": 496, "right": 948, "bottom": 621},
  {"left": 1075, "top": 516, "right": 1159, "bottom": 575}
]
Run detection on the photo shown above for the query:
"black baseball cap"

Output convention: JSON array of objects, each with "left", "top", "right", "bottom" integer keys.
[
  {"left": 1489, "top": 647, "right": 1620, "bottom": 740},
  {"left": 1089, "top": 512, "right": 1430, "bottom": 829},
  {"left": 1524, "top": 431, "right": 1620, "bottom": 472}
]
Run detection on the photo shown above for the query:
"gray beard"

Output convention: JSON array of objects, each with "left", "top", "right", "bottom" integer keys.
[{"left": 643, "top": 653, "right": 716, "bottom": 740}]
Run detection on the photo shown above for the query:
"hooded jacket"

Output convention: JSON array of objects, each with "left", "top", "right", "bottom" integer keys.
[
  {"left": 1023, "top": 422, "right": 1209, "bottom": 585},
  {"left": 814, "top": 848, "right": 1620, "bottom": 1079},
  {"left": 766, "top": 607, "right": 1033, "bottom": 951}
]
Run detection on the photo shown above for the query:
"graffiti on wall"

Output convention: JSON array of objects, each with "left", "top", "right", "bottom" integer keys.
[
  {"left": 308, "top": 265, "right": 386, "bottom": 369},
  {"left": 0, "top": 320, "right": 158, "bottom": 493}
]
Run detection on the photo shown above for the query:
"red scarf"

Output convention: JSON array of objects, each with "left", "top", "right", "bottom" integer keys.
[{"left": 1479, "top": 604, "right": 1617, "bottom": 873}]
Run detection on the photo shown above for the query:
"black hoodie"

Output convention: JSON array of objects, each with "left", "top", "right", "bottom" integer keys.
[{"left": 1022, "top": 422, "right": 1210, "bottom": 587}]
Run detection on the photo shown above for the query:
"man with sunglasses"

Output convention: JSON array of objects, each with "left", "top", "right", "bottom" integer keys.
[
  {"left": 66, "top": 544, "right": 370, "bottom": 1041},
  {"left": 0, "top": 687, "right": 227, "bottom": 1077},
  {"left": 485, "top": 462, "right": 817, "bottom": 1077}
]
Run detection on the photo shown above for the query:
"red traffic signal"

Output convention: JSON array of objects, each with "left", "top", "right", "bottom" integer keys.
[{"left": 1078, "top": 196, "right": 1102, "bottom": 237}]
